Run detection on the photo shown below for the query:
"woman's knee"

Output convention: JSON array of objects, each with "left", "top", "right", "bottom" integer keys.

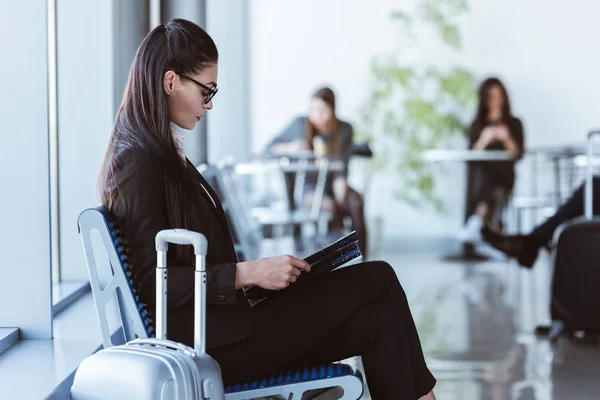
[
  {"left": 346, "top": 189, "right": 364, "bottom": 210},
  {"left": 335, "top": 260, "right": 407, "bottom": 303},
  {"left": 367, "top": 260, "right": 411, "bottom": 300},
  {"left": 362, "top": 261, "right": 402, "bottom": 287},
  {"left": 367, "top": 260, "right": 395, "bottom": 277}
]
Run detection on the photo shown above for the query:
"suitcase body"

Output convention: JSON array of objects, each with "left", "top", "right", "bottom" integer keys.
[
  {"left": 550, "top": 130, "right": 600, "bottom": 336},
  {"left": 72, "top": 340, "right": 222, "bottom": 400},
  {"left": 551, "top": 219, "right": 600, "bottom": 334},
  {"left": 71, "top": 229, "right": 225, "bottom": 400}
]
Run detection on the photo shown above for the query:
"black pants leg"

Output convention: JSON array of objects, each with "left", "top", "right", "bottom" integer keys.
[
  {"left": 345, "top": 188, "right": 368, "bottom": 258},
  {"left": 530, "top": 177, "right": 600, "bottom": 246},
  {"left": 210, "top": 261, "right": 436, "bottom": 399},
  {"left": 466, "top": 163, "right": 510, "bottom": 223},
  {"left": 465, "top": 163, "right": 493, "bottom": 222}
]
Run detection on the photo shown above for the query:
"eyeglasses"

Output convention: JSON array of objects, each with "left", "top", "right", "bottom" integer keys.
[{"left": 178, "top": 73, "right": 218, "bottom": 104}]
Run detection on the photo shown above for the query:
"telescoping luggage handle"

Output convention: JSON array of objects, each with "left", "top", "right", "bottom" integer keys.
[
  {"left": 155, "top": 229, "right": 208, "bottom": 354},
  {"left": 586, "top": 131, "right": 600, "bottom": 219}
]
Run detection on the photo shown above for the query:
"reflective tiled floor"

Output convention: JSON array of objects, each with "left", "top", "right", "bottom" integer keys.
[
  {"left": 2, "top": 234, "right": 598, "bottom": 399},
  {"left": 373, "top": 238, "right": 600, "bottom": 400}
]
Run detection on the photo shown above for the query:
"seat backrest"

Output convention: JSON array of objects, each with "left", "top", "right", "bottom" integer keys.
[{"left": 77, "top": 206, "right": 154, "bottom": 348}]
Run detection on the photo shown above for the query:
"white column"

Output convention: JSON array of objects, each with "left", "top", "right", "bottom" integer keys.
[
  {"left": 113, "top": 0, "right": 151, "bottom": 114},
  {"left": 148, "top": 0, "right": 253, "bottom": 165},
  {"left": 0, "top": 0, "right": 53, "bottom": 339},
  {"left": 161, "top": 0, "right": 208, "bottom": 165},
  {"left": 206, "top": 0, "right": 252, "bottom": 164}
]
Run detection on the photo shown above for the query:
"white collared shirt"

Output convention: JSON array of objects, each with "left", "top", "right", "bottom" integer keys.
[{"left": 172, "top": 129, "right": 216, "bottom": 208}]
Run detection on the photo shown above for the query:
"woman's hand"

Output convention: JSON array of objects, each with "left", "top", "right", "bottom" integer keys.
[
  {"left": 472, "top": 124, "right": 520, "bottom": 158},
  {"left": 493, "top": 124, "right": 520, "bottom": 157},
  {"left": 493, "top": 125, "right": 510, "bottom": 142},
  {"left": 235, "top": 256, "right": 311, "bottom": 290},
  {"left": 473, "top": 127, "right": 497, "bottom": 150}
]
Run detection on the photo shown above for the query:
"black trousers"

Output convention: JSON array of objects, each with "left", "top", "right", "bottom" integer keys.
[
  {"left": 209, "top": 261, "right": 436, "bottom": 399},
  {"left": 531, "top": 177, "right": 600, "bottom": 246},
  {"left": 330, "top": 187, "right": 368, "bottom": 258},
  {"left": 347, "top": 188, "right": 368, "bottom": 258},
  {"left": 465, "top": 162, "right": 513, "bottom": 224}
]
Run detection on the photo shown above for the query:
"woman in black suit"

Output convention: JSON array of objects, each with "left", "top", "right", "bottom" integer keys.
[
  {"left": 459, "top": 78, "right": 525, "bottom": 244},
  {"left": 99, "top": 19, "right": 436, "bottom": 399}
]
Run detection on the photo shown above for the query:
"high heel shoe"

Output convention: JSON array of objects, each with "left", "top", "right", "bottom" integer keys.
[{"left": 481, "top": 226, "right": 539, "bottom": 268}]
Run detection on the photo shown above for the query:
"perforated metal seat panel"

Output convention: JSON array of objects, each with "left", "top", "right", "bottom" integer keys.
[
  {"left": 78, "top": 207, "right": 155, "bottom": 341},
  {"left": 225, "top": 363, "right": 359, "bottom": 393},
  {"left": 104, "top": 212, "right": 155, "bottom": 338}
]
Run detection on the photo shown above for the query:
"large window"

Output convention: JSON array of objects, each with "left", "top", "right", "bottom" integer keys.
[
  {"left": 1, "top": 0, "right": 246, "bottom": 341},
  {"left": 0, "top": 0, "right": 53, "bottom": 340},
  {"left": 53, "top": 0, "right": 148, "bottom": 289}
]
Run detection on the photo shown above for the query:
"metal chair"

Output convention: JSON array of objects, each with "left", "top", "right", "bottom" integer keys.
[
  {"left": 198, "top": 163, "right": 263, "bottom": 261},
  {"left": 78, "top": 206, "right": 154, "bottom": 348},
  {"left": 235, "top": 157, "right": 340, "bottom": 254}
]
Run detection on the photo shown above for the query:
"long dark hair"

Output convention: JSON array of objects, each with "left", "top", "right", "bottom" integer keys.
[
  {"left": 99, "top": 19, "right": 218, "bottom": 263},
  {"left": 471, "top": 77, "right": 512, "bottom": 133},
  {"left": 305, "top": 87, "right": 340, "bottom": 155}
]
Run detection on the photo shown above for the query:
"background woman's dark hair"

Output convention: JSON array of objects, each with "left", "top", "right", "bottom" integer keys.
[
  {"left": 306, "top": 86, "right": 340, "bottom": 155},
  {"left": 98, "top": 18, "right": 218, "bottom": 264},
  {"left": 471, "top": 77, "right": 512, "bottom": 132},
  {"left": 313, "top": 87, "right": 336, "bottom": 111}
]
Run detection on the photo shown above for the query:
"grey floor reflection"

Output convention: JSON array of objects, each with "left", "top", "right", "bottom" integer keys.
[{"left": 376, "top": 239, "right": 600, "bottom": 400}]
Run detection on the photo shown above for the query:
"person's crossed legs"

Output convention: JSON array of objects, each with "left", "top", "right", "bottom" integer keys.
[{"left": 210, "top": 261, "right": 436, "bottom": 399}]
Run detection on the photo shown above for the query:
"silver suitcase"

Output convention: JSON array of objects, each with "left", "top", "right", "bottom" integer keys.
[{"left": 71, "top": 229, "right": 226, "bottom": 400}]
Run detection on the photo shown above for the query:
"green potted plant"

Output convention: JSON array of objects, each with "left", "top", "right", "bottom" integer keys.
[{"left": 359, "top": 0, "right": 477, "bottom": 211}]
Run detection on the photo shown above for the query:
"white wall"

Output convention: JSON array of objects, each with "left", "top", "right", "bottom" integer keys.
[
  {"left": 249, "top": 0, "right": 600, "bottom": 238},
  {"left": 464, "top": 0, "right": 600, "bottom": 146},
  {"left": 0, "top": 0, "right": 53, "bottom": 339}
]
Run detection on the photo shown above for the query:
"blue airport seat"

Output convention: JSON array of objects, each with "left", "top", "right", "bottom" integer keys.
[{"left": 77, "top": 206, "right": 364, "bottom": 399}]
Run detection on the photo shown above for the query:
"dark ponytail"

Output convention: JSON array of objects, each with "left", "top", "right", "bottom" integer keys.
[{"left": 99, "top": 19, "right": 218, "bottom": 265}]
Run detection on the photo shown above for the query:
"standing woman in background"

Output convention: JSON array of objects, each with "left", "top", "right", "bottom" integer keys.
[
  {"left": 268, "top": 87, "right": 368, "bottom": 258},
  {"left": 459, "top": 77, "right": 525, "bottom": 245}
]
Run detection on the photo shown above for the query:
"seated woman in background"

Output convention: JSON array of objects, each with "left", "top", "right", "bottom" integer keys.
[
  {"left": 267, "top": 87, "right": 368, "bottom": 258},
  {"left": 460, "top": 77, "right": 525, "bottom": 244}
]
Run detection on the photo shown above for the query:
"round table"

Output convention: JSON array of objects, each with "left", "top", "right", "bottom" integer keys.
[{"left": 422, "top": 149, "right": 515, "bottom": 162}]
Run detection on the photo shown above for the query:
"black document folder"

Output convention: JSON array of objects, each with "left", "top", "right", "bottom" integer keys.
[{"left": 244, "top": 231, "right": 362, "bottom": 301}]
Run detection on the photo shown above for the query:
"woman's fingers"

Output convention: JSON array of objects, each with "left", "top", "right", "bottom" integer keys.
[
  {"left": 276, "top": 281, "right": 290, "bottom": 290},
  {"left": 290, "top": 256, "right": 311, "bottom": 273},
  {"left": 254, "top": 255, "right": 312, "bottom": 290},
  {"left": 287, "top": 265, "right": 302, "bottom": 277}
]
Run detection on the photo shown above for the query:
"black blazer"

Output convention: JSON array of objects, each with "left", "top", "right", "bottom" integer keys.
[
  {"left": 465, "top": 116, "right": 525, "bottom": 219},
  {"left": 467, "top": 116, "right": 524, "bottom": 188},
  {"left": 110, "top": 148, "right": 253, "bottom": 349}
]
